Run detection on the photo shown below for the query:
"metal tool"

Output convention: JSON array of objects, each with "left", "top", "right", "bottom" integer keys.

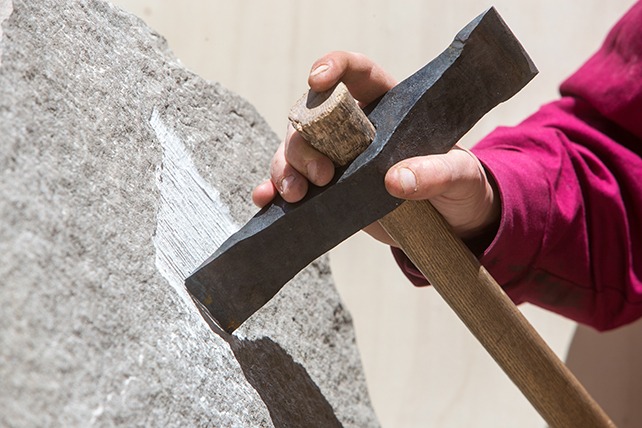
[{"left": 187, "top": 8, "right": 614, "bottom": 427}]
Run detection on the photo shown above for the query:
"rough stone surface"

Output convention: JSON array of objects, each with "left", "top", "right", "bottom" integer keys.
[{"left": 0, "top": 0, "right": 379, "bottom": 426}]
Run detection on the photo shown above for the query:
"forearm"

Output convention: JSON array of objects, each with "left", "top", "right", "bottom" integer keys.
[
  {"left": 394, "top": 95, "right": 642, "bottom": 330},
  {"left": 394, "top": 1, "right": 642, "bottom": 330}
]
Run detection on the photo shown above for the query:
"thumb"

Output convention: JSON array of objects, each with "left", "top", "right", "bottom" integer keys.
[
  {"left": 385, "top": 148, "right": 481, "bottom": 200},
  {"left": 384, "top": 147, "right": 500, "bottom": 238}
]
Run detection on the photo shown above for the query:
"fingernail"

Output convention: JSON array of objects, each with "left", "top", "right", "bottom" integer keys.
[
  {"left": 310, "top": 64, "right": 329, "bottom": 77},
  {"left": 307, "top": 160, "right": 319, "bottom": 183},
  {"left": 398, "top": 167, "right": 418, "bottom": 194},
  {"left": 278, "top": 175, "right": 295, "bottom": 194}
]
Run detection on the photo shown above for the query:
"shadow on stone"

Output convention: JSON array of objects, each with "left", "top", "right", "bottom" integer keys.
[
  {"left": 230, "top": 337, "right": 343, "bottom": 428},
  {"left": 194, "top": 300, "right": 343, "bottom": 427}
]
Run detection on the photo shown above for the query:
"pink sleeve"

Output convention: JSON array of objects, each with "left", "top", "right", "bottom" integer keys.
[{"left": 393, "top": 1, "right": 642, "bottom": 331}]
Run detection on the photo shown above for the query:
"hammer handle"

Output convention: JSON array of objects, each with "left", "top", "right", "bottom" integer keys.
[
  {"left": 380, "top": 201, "right": 614, "bottom": 427},
  {"left": 289, "top": 82, "right": 614, "bottom": 427}
]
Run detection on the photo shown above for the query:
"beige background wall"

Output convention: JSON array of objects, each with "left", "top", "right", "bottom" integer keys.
[{"left": 111, "top": 1, "right": 641, "bottom": 426}]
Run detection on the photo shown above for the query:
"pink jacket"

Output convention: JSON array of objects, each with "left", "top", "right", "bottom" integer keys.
[{"left": 394, "top": 1, "right": 642, "bottom": 331}]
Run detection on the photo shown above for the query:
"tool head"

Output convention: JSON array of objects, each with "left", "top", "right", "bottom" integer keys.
[{"left": 185, "top": 7, "right": 537, "bottom": 333}]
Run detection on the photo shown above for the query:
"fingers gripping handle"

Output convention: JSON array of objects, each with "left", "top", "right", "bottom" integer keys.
[{"left": 288, "top": 78, "right": 614, "bottom": 428}]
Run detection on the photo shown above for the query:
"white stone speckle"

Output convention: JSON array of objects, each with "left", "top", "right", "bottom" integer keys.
[
  {"left": 0, "top": 0, "right": 13, "bottom": 67},
  {"left": 89, "top": 404, "right": 104, "bottom": 425}
]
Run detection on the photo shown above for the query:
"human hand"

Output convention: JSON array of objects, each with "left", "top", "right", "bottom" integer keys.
[
  {"left": 252, "top": 51, "right": 397, "bottom": 207},
  {"left": 252, "top": 51, "right": 499, "bottom": 246}
]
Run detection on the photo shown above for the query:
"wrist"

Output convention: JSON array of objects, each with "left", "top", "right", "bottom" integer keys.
[{"left": 457, "top": 169, "right": 500, "bottom": 239}]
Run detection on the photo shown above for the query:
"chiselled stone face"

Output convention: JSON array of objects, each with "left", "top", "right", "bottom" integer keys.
[{"left": 0, "top": 1, "right": 378, "bottom": 426}]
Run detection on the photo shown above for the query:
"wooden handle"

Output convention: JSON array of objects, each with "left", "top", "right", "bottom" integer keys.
[
  {"left": 289, "top": 82, "right": 375, "bottom": 166},
  {"left": 381, "top": 201, "right": 614, "bottom": 427},
  {"left": 289, "top": 83, "right": 615, "bottom": 427}
]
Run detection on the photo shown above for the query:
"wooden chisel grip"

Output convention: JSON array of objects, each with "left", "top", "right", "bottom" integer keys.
[{"left": 289, "top": 82, "right": 615, "bottom": 428}]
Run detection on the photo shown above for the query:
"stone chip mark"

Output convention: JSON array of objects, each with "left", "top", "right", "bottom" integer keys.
[{"left": 150, "top": 107, "right": 238, "bottom": 309}]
